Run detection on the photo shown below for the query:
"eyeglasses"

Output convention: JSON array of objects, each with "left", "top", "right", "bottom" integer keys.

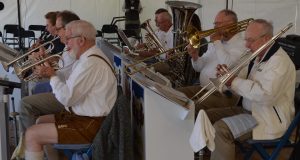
[
  {"left": 213, "top": 20, "right": 233, "bottom": 26},
  {"left": 56, "top": 26, "right": 64, "bottom": 32},
  {"left": 65, "top": 35, "right": 81, "bottom": 42},
  {"left": 245, "top": 33, "right": 267, "bottom": 44}
]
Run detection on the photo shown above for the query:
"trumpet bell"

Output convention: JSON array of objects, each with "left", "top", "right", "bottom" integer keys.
[{"left": 1, "top": 61, "right": 9, "bottom": 72}]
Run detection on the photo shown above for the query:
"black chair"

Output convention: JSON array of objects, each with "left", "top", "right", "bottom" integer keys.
[
  {"left": 3, "top": 24, "right": 20, "bottom": 48},
  {"left": 14, "top": 30, "right": 36, "bottom": 50},
  {"left": 101, "top": 16, "right": 126, "bottom": 46},
  {"left": 28, "top": 25, "right": 45, "bottom": 34},
  {"left": 96, "top": 30, "right": 102, "bottom": 37}
]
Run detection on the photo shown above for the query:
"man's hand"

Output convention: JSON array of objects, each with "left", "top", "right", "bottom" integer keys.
[
  {"left": 187, "top": 44, "right": 199, "bottom": 61},
  {"left": 216, "top": 64, "right": 236, "bottom": 87},
  {"left": 34, "top": 62, "right": 56, "bottom": 79},
  {"left": 28, "top": 47, "right": 47, "bottom": 62}
]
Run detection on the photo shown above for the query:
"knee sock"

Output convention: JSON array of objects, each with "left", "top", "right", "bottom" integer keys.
[{"left": 25, "top": 150, "right": 44, "bottom": 160}]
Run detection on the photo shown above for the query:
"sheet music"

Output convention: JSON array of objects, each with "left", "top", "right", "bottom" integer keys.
[{"left": 222, "top": 114, "right": 257, "bottom": 139}]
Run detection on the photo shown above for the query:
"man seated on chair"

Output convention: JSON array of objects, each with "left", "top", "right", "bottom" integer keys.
[
  {"left": 24, "top": 20, "right": 117, "bottom": 160},
  {"left": 206, "top": 19, "right": 295, "bottom": 160},
  {"left": 177, "top": 9, "right": 246, "bottom": 112}
]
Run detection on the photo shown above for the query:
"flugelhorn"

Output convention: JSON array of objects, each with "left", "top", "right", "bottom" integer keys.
[
  {"left": 187, "top": 18, "right": 254, "bottom": 48},
  {"left": 1, "top": 36, "right": 59, "bottom": 72},
  {"left": 191, "top": 22, "right": 293, "bottom": 105},
  {"left": 15, "top": 50, "right": 65, "bottom": 82},
  {"left": 141, "top": 19, "right": 166, "bottom": 53}
]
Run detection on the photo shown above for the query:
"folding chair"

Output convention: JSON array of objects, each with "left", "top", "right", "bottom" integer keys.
[
  {"left": 3, "top": 24, "right": 20, "bottom": 49},
  {"left": 101, "top": 16, "right": 126, "bottom": 45},
  {"left": 28, "top": 24, "right": 46, "bottom": 39},
  {"left": 239, "top": 105, "right": 300, "bottom": 160}
]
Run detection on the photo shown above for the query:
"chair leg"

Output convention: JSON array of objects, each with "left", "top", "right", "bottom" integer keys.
[{"left": 252, "top": 143, "right": 270, "bottom": 160}]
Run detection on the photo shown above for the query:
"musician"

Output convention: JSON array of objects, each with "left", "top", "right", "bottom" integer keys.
[
  {"left": 19, "top": 10, "right": 80, "bottom": 135},
  {"left": 24, "top": 20, "right": 117, "bottom": 160},
  {"left": 30, "top": 11, "right": 64, "bottom": 56},
  {"left": 134, "top": 9, "right": 172, "bottom": 57},
  {"left": 154, "top": 8, "right": 168, "bottom": 28},
  {"left": 207, "top": 19, "right": 295, "bottom": 160},
  {"left": 177, "top": 9, "right": 246, "bottom": 111}
]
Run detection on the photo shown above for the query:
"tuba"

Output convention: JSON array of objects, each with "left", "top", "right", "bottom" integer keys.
[{"left": 166, "top": 0, "right": 202, "bottom": 87}]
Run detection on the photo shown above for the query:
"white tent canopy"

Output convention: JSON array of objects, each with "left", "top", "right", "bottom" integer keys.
[{"left": 0, "top": 0, "right": 299, "bottom": 38}]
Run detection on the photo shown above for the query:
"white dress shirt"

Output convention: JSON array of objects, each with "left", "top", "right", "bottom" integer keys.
[
  {"left": 155, "top": 26, "right": 173, "bottom": 59},
  {"left": 191, "top": 33, "right": 246, "bottom": 87},
  {"left": 50, "top": 45, "right": 117, "bottom": 117}
]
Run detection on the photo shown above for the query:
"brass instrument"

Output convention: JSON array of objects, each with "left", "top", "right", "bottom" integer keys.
[
  {"left": 1, "top": 36, "right": 59, "bottom": 72},
  {"left": 191, "top": 23, "right": 293, "bottom": 105},
  {"left": 187, "top": 18, "right": 254, "bottom": 48},
  {"left": 125, "top": 42, "right": 209, "bottom": 75},
  {"left": 166, "top": 0, "right": 202, "bottom": 87},
  {"left": 141, "top": 19, "right": 166, "bottom": 53},
  {"left": 125, "top": 18, "right": 252, "bottom": 76},
  {"left": 15, "top": 50, "right": 65, "bottom": 82}
]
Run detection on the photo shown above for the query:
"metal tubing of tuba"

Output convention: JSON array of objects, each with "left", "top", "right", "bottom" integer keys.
[
  {"left": 192, "top": 22, "right": 293, "bottom": 105},
  {"left": 1, "top": 36, "right": 59, "bottom": 72}
]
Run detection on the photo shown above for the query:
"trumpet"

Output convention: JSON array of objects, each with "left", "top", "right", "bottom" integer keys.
[
  {"left": 1, "top": 36, "right": 59, "bottom": 72},
  {"left": 191, "top": 22, "right": 293, "bottom": 105},
  {"left": 187, "top": 18, "right": 254, "bottom": 48},
  {"left": 15, "top": 50, "right": 65, "bottom": 82}
]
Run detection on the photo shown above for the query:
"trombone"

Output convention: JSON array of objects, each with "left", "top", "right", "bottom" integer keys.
[
  {"left": 187, "top": 18, "right": 253, "bottom": 48},
  {"left": 125, "top": 18, "right": 254, "bottom": 76},
  {"left": 1, "top": 36, "right": 59, "bottom": 72},
  {"left": 191, "top": 22, "right": 293, "bottom": 105}
]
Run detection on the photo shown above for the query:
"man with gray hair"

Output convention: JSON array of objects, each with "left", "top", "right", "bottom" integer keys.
[
  {"left": 206, "top": 19, "right": 295, "bottom": 160},
  {"left": 24, "top": 20, "right": 117, "bottom": 160}
]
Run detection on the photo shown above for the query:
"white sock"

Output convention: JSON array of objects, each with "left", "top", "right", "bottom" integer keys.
[{"left": 25, "top": 150, "right": 44, "bottom": 160}]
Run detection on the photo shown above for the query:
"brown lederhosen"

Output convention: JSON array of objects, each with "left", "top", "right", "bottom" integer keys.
[{"left": 55, "top": 109, "right": 105, "bottom": 144}]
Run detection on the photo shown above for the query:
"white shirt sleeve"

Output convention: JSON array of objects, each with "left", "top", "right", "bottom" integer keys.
[{"left": 50, "top": 59, "right": 104, "bottom": 107}]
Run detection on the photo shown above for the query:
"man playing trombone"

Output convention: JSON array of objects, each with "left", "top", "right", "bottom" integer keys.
[
  {"left": 177, "top": 9, "right": 246, "bottom": 112},
  {"left": 206, "top": 19, "right": 295, "bottom": 160}
]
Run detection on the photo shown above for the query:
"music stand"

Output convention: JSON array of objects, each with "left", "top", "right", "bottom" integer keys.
[{"left": 0, "top": 80, "right": 21, "bottom": 160}]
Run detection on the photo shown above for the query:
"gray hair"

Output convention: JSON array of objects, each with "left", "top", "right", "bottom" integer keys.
[
  {"left": 219, "top": 9, "right": 238, "bottom": 23},
  {"left": 66, "top": 20, "right": 97, "bottom": 41},
  {"left": 252, "top": 19, "right": 273, "bottom": 37}
]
